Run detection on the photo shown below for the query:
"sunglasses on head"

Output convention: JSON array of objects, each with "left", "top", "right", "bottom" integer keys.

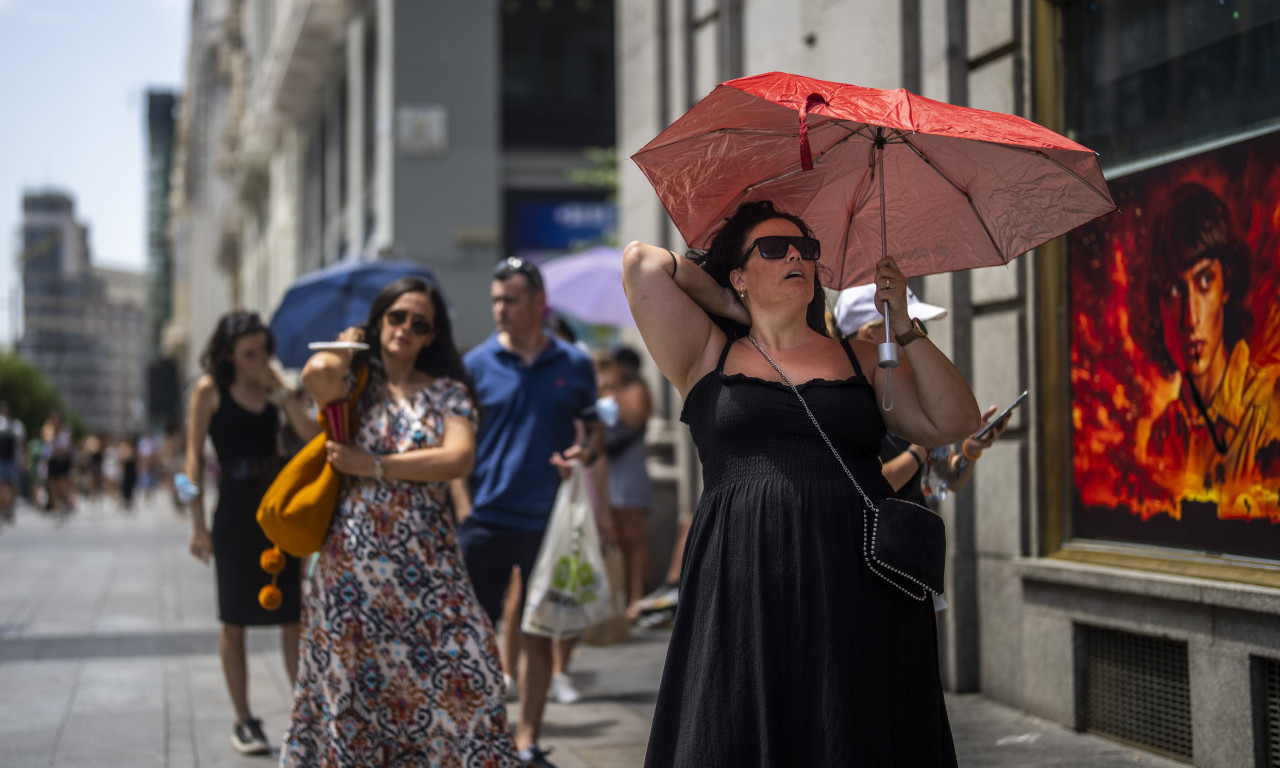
[
  {"left": 384, "top": 309, "right": 433, "bottom": 336},
  {"left": 226, "top": 312, "right": 264, "bottom": 334},
  {"left": 493, "top": 256, "right": 544, "bottom": 292},
  {"left": 742, "top": 235, "right": 821, "bottom": 262}
]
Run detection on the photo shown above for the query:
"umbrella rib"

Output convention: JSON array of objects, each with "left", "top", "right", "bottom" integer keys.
[
  {"left": 899, "top": 134, "right": 1008, "bottom": 262},
  {"left": 746, "top": 122, "right": 870, "bottom": 189},
  {"left": 998, "top": 144, "right": 1116, "bottom": 207},
  {"left": 637, "top": 125, "right": 811, "bottom": 156}
]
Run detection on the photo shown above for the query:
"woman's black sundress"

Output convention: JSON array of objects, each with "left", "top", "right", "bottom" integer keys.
[
  {"left": 207, "top": 386, "right": 301, "bottom": 626},
  {"left": 644, "top": 338, "right": 957, "bottom": 767}
]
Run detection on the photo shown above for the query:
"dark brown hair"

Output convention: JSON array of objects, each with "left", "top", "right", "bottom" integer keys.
[
  {"left": 357, "top": 277, "right": 475, "bottom": 394},
  {"left": 199, "top": 311, "right": 275, "bottom": 389},
  {"left": 688, "top": 200, "right": 831, "bottom": 338}
]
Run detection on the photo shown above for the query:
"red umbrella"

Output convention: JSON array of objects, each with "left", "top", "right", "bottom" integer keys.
[{"left": 631, "top": 71, "right": 1116, "bottom": 290}]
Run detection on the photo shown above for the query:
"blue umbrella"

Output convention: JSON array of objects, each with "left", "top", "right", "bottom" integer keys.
[{"left": 269, "top": 259, "right": 442, "bottom": 368}]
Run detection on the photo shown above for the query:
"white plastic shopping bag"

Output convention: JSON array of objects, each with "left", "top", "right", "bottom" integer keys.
[{"left": 521, "top": 462, "right": 615, "bottom": 638}]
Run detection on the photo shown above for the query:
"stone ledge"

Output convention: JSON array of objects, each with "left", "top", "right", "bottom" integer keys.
[{"left": 1014, "top": 555, "right": 1280, "bottom": 615}]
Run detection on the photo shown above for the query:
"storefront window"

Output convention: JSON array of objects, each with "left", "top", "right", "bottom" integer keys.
[
  {"left": 1063, "top": 1, "right": 1280, "bottom": 560},
  {"left": 1064, "top": 0, "right": 1280, "bottom": 167}
]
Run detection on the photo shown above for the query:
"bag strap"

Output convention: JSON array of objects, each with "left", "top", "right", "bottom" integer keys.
[{"left": 746, "top": 335, "right": 933, "bottom": 601}]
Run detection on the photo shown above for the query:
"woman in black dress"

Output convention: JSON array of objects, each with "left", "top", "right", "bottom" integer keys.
[
  {"left": 185, "top": 311, "right": 320, "bottom": 756},
  {"left": 622, "top": 201, "right": 981, "bottom": 766}
]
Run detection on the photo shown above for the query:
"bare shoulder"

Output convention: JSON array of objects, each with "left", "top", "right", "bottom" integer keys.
[
  {"left": 191, "top": 374, "right": 217, "bottom": 404},
  {"left": 838, "top": 336, "right": 881, "bottom": 377},
  {"left": 188, "top": 375, "right": 219, "bottom": 433}
]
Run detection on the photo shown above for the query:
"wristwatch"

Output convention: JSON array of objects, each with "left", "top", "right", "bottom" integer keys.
[
  {"left": 895, "top": 317, "right": 929, "bottom": 347},
  {"left": 372, "top": 455, "right": 384, "bottom": 482}
]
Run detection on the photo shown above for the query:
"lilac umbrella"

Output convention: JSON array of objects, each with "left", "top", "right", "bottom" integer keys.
[{"left": 541, "top": 246, "right": 635, "bottom": 327}]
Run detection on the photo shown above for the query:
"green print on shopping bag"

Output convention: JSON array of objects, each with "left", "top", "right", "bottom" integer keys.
[{"left": 551, "top": 530, "right": 601, "bottom": 607}]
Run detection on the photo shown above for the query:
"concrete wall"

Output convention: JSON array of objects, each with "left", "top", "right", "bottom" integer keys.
[
  {"left": 615, "top": 1, "right": 1280, "bottom": 764},
  {"left": 390, "top": 0, "right": 501, "bottom": 350}
]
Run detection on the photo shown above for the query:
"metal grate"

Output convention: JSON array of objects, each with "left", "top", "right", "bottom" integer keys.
[
  {"left": 1080, "top": 624, "right": 1193, "bottom": 761},
  {"left": 1259, "top": 656, "right": 1280, "bottom": 767}
]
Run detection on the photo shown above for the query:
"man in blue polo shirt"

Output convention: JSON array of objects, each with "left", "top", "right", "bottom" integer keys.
[{"left": 459, "top": 257, "right": 602, "bottom": 768}]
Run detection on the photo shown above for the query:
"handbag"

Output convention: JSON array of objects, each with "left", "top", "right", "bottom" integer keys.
[
  {"left": 521, "top": 462, "right": 617, "bottom": 638},
  {"left": 747, "top": 336, "right": 944, "bottom": 602},
  {"left": 257, "top": 365, "right": 369, "bottom": 559}
]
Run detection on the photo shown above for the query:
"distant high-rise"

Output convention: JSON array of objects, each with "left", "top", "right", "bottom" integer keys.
[
  {"left": 146, "top": 90, "right": 179, "bottom": 426},
  {"left": 18, "top": 191, "right": 147, "bottom": 436}
]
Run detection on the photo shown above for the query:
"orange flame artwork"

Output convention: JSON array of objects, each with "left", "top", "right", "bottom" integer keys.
[{"left": 1068, "top": 130, "right": 1280, "bottom": 559}]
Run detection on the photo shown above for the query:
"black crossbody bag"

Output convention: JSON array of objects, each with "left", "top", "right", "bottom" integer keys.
[{"left": 748, "top": 336, "right": 945, "bottom": 602}]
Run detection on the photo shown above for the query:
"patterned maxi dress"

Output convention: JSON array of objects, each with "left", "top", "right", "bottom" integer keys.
[{"left": 281, "top": 377, "right": 520, "bottom": 768}]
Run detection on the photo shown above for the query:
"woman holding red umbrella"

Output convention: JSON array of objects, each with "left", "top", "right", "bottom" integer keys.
[{"left": 622, "top": 201, "right": 979, "bottom": 766}]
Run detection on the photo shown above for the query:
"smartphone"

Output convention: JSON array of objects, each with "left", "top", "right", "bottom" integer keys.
[{"left": 973, "top": 390, "right": 1028, "bottom": 439}]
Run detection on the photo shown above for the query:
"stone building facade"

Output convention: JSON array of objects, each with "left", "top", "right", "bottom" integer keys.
[{"left": 615, "top": 2, "right": 1280, "bottom": 766}]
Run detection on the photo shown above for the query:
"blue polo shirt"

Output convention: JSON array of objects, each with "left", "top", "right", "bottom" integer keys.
[{"left": 464, "top": 333, "right": 598, "bottom": 531}]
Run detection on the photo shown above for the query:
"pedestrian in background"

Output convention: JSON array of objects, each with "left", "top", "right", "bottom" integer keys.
[
  {"left": 622, "top": 200, "right": 980, "bottom": 766},
  {"left": 597, "top": 345, "right": 654, "bottom": 620},
  {"left": 118, "top": 436, "right": 138, "bottom": 512},
  {"left": 40, "top": 411, "right": 75, "bottom": 519},
  {"left": 460, "top": 257, "right": 603, "bottom": 768},
  {"left": 183, "top": 311, "right": 320, "bottom": 756},
  {"left": 834, "top": 284, "right": 1011, "bottom": 500},
  {"left": 0, "top": 403, "right": 25, "bottom": 523},
  {"left": 283, "top": 277, "right": 519, "bottom": 767},
  {"left": 78, "top": 434, "right": 104, "bottom": 507}
]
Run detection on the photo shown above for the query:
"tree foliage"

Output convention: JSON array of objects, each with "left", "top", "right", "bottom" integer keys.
[{"left": 0, "top": 353, "right": 71, "bottom": 437}]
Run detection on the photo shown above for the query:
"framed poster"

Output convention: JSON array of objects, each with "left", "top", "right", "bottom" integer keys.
[{"left": 1069, "top": 130, "right": 1280, "bottom": 559}]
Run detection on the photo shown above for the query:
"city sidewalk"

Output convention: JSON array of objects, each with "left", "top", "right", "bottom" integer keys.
[{"left": 0, "top": 494, "right": 1186, "bottom": 768}]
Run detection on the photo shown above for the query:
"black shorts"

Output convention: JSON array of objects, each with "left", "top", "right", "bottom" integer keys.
[
  {"left": 456, "top": 517, "right": 546, "bottom": 626},
  {"left": 47, "top": 456, "right": 72, "bottom": 478}
]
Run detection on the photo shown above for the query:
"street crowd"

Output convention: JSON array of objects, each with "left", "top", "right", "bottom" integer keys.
[
  {"left": 0, "top": 404, "right": 186, "bottom": 523},
  {"left": 0, "top": 208, "right": 1017, "bottom": 768}
]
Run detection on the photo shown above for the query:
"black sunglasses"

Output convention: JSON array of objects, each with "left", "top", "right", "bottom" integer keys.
[
  {"left": 384, "top": 309, "right": 433, "bottom": 336},
  {"left": 742, "top": 235, "right": 821, "bottom": 262},
  {"left": 493, "top": 256, "right": 544, "bottom": 292}
]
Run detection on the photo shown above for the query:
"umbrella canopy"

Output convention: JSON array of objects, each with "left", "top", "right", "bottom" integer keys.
[
  {"left": 541, "top": 246, "right": 635, "bottom": 327},
  {"left": 269, "top": 258, "right": 443, "bottom": 368},
  {"left": 631, "top": 71, "right": 1116, "bottom": 289}
]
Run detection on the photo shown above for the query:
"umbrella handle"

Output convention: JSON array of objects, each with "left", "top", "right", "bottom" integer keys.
[
  {"left": 878, "top": 300, "right": 900, "bottom": 369},
  {"left": 878, "top": 301, "right": 898, "bottom": 412}
]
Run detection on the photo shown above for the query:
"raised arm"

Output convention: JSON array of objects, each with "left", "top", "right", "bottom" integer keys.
[
  {"left": 622, "top": 241, "right": 746, "bottom": 397},
  {"left": 301, "top": 326, "right": 364, "bottom": 406},
  {"left": 259, "top": 364, "right": 321, "bottom": 442},
  {"left": 856, "top": 255, "right": 981, "bottom": 447}
]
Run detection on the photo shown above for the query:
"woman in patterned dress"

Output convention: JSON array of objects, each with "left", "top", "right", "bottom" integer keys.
[{"left": 283, "top": 277, "right": 520, "bottom": 767}]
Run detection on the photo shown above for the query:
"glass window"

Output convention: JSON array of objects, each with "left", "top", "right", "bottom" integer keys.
[
  {"left": 501, "top": 0, "right": 615, "bottom": 148},
  {"left": 1064, "top": 0, "right": 1280, "bottom": 167}
]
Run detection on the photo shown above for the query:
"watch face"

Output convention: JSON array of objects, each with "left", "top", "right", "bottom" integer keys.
[{"left": 914, "top": 317, "right": 929, "bottom": 336}]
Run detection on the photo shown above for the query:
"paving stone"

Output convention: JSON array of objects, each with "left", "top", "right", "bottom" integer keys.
[{"left": 0, "top": 495, "right": 1191, "bottom": 768}]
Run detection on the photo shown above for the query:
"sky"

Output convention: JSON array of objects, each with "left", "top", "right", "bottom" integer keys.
[{"left": 0, "top": 0, "right": 188, "bottom": 347}]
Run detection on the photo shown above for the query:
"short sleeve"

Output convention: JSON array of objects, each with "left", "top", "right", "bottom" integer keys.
[
  {"left": 573, "top": 354, "right": 600, "bottom": 421},
  {"left": 437, "top": 378, "right": 479, "bottom": 427}
]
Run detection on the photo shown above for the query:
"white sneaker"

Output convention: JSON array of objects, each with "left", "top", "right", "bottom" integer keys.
[
  {"left": 548, "top": 672, "right": 581, "bottom": 705},
  {"left": 230, "top": 717, "right": 270, "bottom": 755},
  {"left": 504, "top": 673, "right": 518, "bottom": 701}
]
